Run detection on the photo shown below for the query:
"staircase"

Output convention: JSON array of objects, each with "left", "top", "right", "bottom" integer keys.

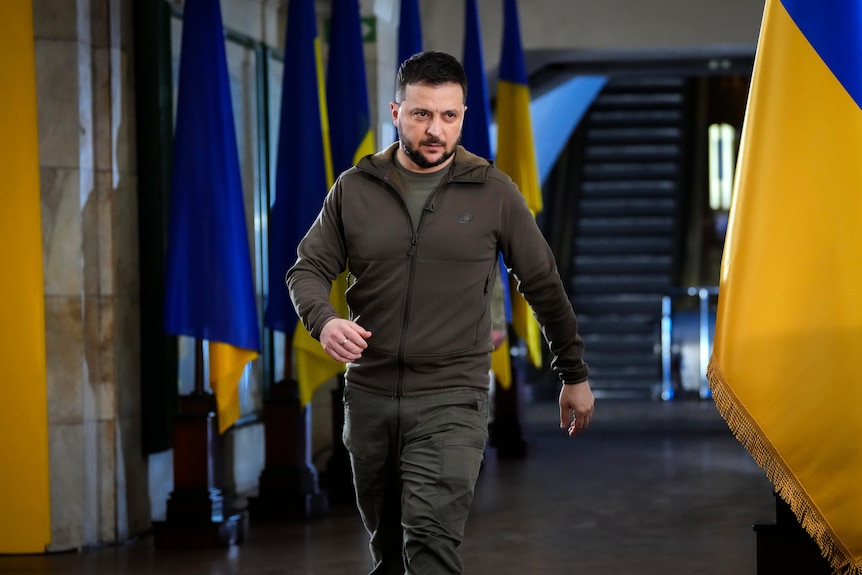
[{"left": 569, "top": 76, "right": 690, "bottom": 399}]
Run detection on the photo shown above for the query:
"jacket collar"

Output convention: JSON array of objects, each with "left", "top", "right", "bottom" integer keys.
[{"left": 357, "top": 143, "right": 492, "bottom": 185}]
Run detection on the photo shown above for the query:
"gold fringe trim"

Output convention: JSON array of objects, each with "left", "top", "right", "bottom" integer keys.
[{"left": 707, "top": 356, "right": 862, "bottom": 575}]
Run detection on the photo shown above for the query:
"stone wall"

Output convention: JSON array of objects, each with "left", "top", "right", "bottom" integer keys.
[{"left": 34, "top": 0, "right": 145, "bottom": 549}]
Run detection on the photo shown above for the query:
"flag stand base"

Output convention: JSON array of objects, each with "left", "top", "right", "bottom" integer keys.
[
  {"left": 153, "top": 393, "right": 246, "bottom": 548},
  {"left": 248, "top": 380, "right": 329, "bottom": 521},
  {"left": 753, "top": 493, "right": 832, "bottom": 574},
  {"left": 152, "top": 506, "right": 245, "bottom": 548},
  {"left": 323, "top": 375, "right": 355, "bottom": 507},
  {"left": 488, "top": 360, "right": 527, "bottom": 459}
]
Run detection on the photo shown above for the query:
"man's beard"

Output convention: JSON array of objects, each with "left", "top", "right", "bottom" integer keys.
[{"left": 397, "top": 124, "right": 457, "bottom": 169}]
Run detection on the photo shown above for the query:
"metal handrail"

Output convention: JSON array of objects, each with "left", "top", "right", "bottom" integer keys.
[{"left": 660, "top": 286, "right": 719, "bottom": 400}]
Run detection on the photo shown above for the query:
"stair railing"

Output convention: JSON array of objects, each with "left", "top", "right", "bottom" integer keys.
[{"left": 660, "top": 286, "right": 719, "bottom": 400}]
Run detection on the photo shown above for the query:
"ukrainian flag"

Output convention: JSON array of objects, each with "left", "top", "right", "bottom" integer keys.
[
  {"left": 164, "top": 0, "right": 260, "bottom": 433},
  {"left": 461, "top": 0, "right": 492, "bottom": 162},
  {"left": 327, "top": 0, "right": 375, "bottom": 172},
  {"left": 398, "top": 0, "right": 422, "bottom": 66},
  {"left": 495, "top": 0, "right": 543, "bottom": 368},
  {"left": 708, "top": 0, "right": 862, "bottom": 571},
  {"left": 291, "top": 0, "right": 375, "bottom": 408},
  {"left": 265, "top": 0, "right": 343, "bottom": 407},
  {"left": 462, "top": 0, "right": 512, "bottom": 389}
]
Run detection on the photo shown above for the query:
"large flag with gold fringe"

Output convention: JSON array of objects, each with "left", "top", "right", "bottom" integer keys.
[
  {"left": 164, "top": 0, "right": 260, "bottom": 433},
  {"left": 495, "top": 0, "right": 543, "bottom": 368},
  {"left": 265, "top": 0, "right": 344, "bottom": 407},
  {"left": 707, "top": 0, "right": 862, "bottom": 572}
]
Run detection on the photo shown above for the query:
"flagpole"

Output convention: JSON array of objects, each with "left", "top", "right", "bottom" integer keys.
[
  {"left": 754, "top": 493, "right": 832, "bottom": 573},
  {"left": 194, "top": 338, "right": 205, "bottom": 395},
  {"left": 154, "top": 339, "right": 243, "bottom": 547},
  {"left": 326, "top": 374, "right": 353, "bottom": 505},
  {"left": 250, "top": 0, "right": 334, "bottom": 522},
  {"left": 249, "top": 337, "right": 329, "bottom": 520},
  {"left": 489, "top": 326, "right": 528, "bottom": 459},
  {"left": 153, "top": 0, "right": 259, "bottom": 547}
]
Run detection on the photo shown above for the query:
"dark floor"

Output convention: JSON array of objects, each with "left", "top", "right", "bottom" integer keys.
[{"left": 0, "top": 399, "right": 778, "bottom": 575}]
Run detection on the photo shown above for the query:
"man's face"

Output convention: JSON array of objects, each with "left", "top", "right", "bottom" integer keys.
[{"left": 391, "top": 82, "right": 466, "bottom": 172}]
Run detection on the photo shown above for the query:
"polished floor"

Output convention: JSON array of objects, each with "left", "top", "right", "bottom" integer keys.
[{"left": 0, "top": 399, "right": 778, "bottom": 575}]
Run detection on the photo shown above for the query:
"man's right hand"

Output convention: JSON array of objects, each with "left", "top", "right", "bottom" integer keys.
[
  {"left": 320, "top": 318, "right": 372, "bottom": 363},
  {"left": 559, "top": 381, "right": 595, "bottom": 436}
]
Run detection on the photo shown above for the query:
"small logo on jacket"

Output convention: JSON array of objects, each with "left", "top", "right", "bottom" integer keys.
[{"left": 457, "top": 213, "right": 473, "bottom": 223}]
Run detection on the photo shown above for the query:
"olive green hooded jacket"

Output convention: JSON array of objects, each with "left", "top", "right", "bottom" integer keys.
[{"left": 287, "top": 143, "right": 588, "bottom": 396}]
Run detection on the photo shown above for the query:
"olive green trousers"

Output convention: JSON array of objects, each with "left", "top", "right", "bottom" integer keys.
[{"left": 343, "top": 385, "right": 489, "bottom": 575}]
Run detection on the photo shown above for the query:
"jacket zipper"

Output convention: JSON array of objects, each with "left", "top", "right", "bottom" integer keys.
[
  {"left": 392, "top": 187, "right": 412, "bottom": 398},
  {"left": 378, "top": 168, "right": 451, "bottom": 397},
  {"left": 397, "top": 234, "right": 415, "bottom": 397}
]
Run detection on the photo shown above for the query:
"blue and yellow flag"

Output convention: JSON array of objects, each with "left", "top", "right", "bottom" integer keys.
[
  {"left": 397, "top": 0, "right": 422, "bottom": 66},
  {"left": 326, "top": 0, "right": 375, "bottom": 347},
  {"left": 495, "top": 0, "right": 543, "bottom": 368},
  {"left": 327, "top": 0, "right": 375, "bottom": 172},
  {"left": 462, "top": 0, "right": 512, "bottom": 389},
  {"left": 707, "top": 1, "right": 862, "bottom": 572},
  {"left": 462, "top": 0, "right": 492, "bottom": 160},
  {"left": 163, "top": 0, "right": 260, "bottom": 433},
  {"left": 265, "top": 0, "right": 342, "bottom": 407}
]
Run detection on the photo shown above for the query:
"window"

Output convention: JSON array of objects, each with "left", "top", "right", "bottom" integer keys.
[{"left": 708, "top": 122, "right": 736, "bottom": 212}]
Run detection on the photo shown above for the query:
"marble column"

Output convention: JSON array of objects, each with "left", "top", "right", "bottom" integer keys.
[{"left": 34, "top": 0, "right": 147, "bottom": 550}]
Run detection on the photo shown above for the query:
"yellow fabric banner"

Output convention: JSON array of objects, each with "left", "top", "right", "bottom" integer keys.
[
  {"left": 294, "top": 272, "right": 350, "bottom": 407},
  {"left": 490, "top": 338, "right": 512, "bottom": 390},
  {"left": 209, "top": 343, "right": 259, "bottom": 433},
  {"left": 708, "top": 1, "right": 862, "bottom": 572},
  {"left": 0, "top": 0, "right": 52, "bottom": 553}
]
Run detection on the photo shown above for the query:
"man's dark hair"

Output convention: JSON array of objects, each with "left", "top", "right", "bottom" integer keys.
[{"left": 395, "top": 51, "right": 468, "bottom": 103}]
